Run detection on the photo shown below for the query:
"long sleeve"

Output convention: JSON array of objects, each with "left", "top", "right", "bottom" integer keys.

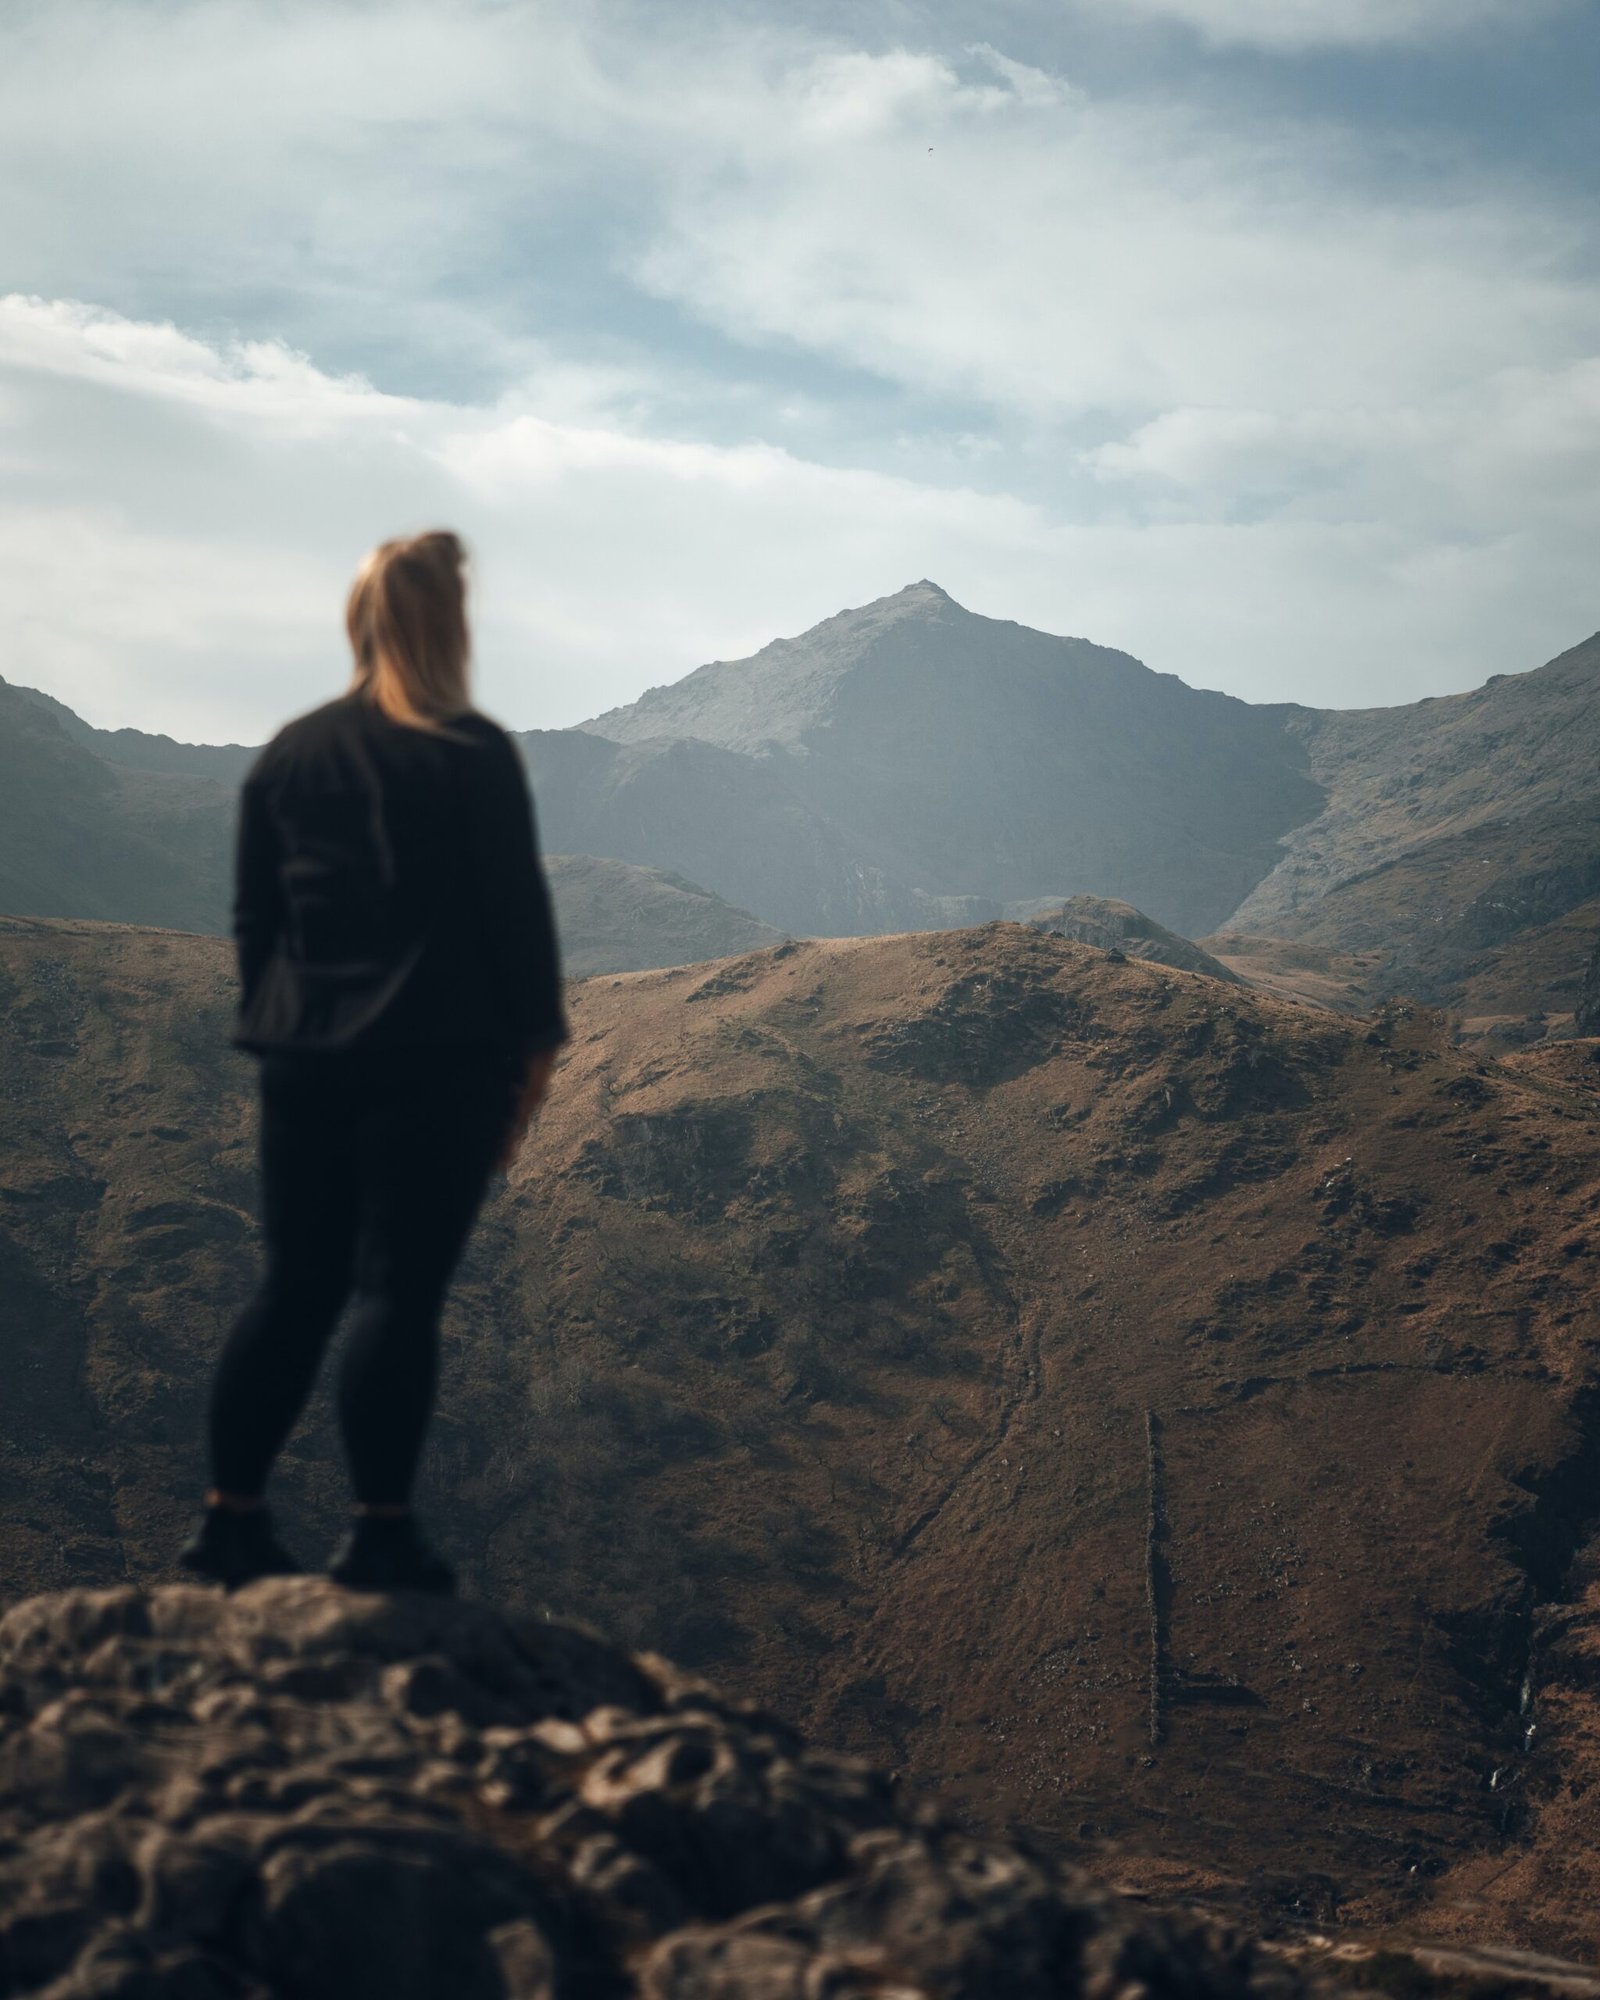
[
  {"left": 461, "top": 728, "right": 568, "bottom": 1057},
  {"left": 232, "top": 767, "right": 286, "bottom": 1014}
]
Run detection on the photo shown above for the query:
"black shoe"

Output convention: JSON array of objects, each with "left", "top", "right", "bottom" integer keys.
[
  {"left": 328, "top": 1516, "right": 456, "bottom": 1596},
  {"left": 178, "top": 1505, "right": 302, "bottom": 1588}
]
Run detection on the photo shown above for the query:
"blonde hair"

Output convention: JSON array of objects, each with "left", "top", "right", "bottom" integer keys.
[{"left": 346, "top": 530, "right": 472, "bottom": 731}]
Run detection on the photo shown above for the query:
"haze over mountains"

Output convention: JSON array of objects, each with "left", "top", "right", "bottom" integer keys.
[{"left": 5, "top": 581, "right": 1598, "bottom": 1030}]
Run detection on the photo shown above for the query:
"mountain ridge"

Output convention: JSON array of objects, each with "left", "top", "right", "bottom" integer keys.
[{"left": 6, "top": 585, "right": 1600, "bottom": 1021}]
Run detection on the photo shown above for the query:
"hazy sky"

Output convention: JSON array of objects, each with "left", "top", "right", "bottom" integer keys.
[{"left": 2, "top": 0, "right": 1597, "bottom": 741}]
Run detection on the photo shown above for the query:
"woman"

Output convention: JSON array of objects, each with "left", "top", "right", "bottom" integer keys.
[{"left": 179, "top": 530, "right": 566, "bottom": 1594}]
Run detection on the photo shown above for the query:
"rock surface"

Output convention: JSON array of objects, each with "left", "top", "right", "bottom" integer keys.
[
  {"left": 1021, "top": 896, "right": 1240, "bottom": 984},
  {"left": 0, "top": 1578, "right": 1360, "bottom": 2000}
]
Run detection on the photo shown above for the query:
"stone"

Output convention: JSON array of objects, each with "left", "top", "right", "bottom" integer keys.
[{"left": 0, "top": 1580, "right": 1400, "bottom": 1998}]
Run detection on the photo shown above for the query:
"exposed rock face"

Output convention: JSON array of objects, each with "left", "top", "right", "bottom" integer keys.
[
  {"left": 1021, "top": 896, "right": 1240, "bottom": 984},
  {"left": 0, "top": 1579, "right": 1338, "bottom": 2000}
]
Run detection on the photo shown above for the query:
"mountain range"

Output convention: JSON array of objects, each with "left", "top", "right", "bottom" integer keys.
[{"left": 5, "top": 583, "right": 1598, "bottom": 1030}]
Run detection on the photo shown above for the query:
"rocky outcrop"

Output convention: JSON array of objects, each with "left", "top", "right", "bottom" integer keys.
[
  {"left": 0, "top": 1578, "right": 1348, "bottom": 2000},
  {"left": 1021, "top": 897, "right": 1241, "bottom": 983}
]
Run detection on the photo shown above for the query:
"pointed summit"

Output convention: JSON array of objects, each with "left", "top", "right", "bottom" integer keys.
[
  {"left": 582, "top": 582, "right": 986, "bottom": 752},
  {"left": 857, "top": 578, "right": 960, "bottom": 618}
]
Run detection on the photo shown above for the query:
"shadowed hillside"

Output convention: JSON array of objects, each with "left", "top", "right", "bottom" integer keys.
[
  {"left": 0, "top": 678, "right": 234, "bottom": 933},
  {"left": 6, "top": 915, "right": 1600, "bottom": 1956},
  {"left": 543, "top": 855, "right": 785, "bottom": 977},
  {"left": 0, "top": 683, "right": 782, "bottom": 975}
]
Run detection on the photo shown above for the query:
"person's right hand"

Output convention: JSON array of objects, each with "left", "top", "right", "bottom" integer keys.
[{"left": 498, "top": 1046, "right": 559, "bottom": 1172}]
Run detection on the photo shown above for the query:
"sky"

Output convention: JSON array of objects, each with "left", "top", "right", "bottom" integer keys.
[{"left": 1, "top": 0, "right": 1597, "bottom": 743}]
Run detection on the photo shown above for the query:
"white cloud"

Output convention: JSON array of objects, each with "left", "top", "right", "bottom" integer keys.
[
  {"left": 635, "top": 44, "right": 1596, "bottom": 423},
  {"left": 0, "top": 295, "right": 1048, "bottom": 740},
  {"left": 1, "top": 294, "right": 1595, "bottom": 752},
  {"left": 0, "top": 4, "right": 1595, "bottom": 740},
  {"left": 1084, "top": 0, "right": 1572, "bottom": 51}
]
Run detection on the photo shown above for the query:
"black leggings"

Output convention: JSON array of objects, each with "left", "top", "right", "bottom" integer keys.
[{"left": 209, "top": 1047, "right": 514, "bottom": 1508}]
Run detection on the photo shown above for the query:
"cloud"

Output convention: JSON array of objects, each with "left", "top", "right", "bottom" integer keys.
[
  {"left": 2, "top": 294, "right": 1595, "bottom": 753},
  {"left": 1081, "top": 0, "right": 1573, "bottom": 51},
  {"left": 0, "top": 3, "right": 1595, "bottom": 741},
  {"left": 635, "top": 42, "right": 1597, "bottom": 423},
  {"left": 0, "top": 295, "right": 1048, "bottom": 741}
]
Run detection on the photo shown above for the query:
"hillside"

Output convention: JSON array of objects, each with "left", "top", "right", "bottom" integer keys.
[
  {"left": 0, "top": 676, "right": 234, "bottom": 933},
  {"left": 6, "top": 915, "right": 1600, "bottom": 1955},
  {"left": 1227, "top": 633, "right": 1600, "bottom": 1024},
  {"left": 547, "top": 854, "right": 784, "bottom": 976}
]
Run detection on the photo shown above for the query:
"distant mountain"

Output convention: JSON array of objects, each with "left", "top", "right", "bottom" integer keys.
[
  {"left": 0, "top": 676, "right": 233, "bottom": 933},
  {"left": 552, "top": 584, "right": 1600, "bottom": 1026},
  {"left": 7, "top": 584, "right": 1600, "bottom": 1029},
  {"left": 547, "top": 580, "right": 1321, "bottom": 939},
  {"left": 16, "top": 680, "right": 257, "bottom": 785}
]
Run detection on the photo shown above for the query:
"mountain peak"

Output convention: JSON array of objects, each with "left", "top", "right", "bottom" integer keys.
[{"left": 866, "top": 578, "right": 961, "bottom": 617}]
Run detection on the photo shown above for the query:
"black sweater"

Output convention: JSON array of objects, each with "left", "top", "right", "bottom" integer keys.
[{"left": 232, "top": 693, "right": 566, "bottom": 1064}]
